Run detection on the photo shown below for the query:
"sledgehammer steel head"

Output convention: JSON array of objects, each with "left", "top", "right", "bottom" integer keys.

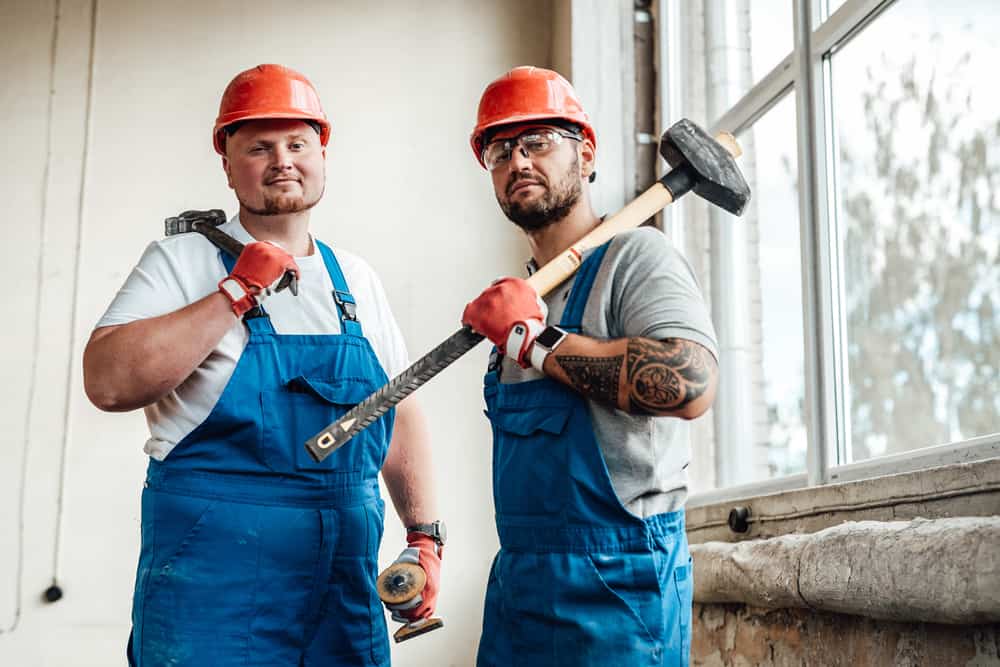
[{"left": 660, "top": 119, "right": 750, "bottom": 216}]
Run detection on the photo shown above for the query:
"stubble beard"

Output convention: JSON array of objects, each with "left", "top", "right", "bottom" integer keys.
[
  {"left": 499, "top": 157, "right": 582, "bottom": 232},
  {"left": 241, "top": 185, "right": 325, "bottom": 217}
]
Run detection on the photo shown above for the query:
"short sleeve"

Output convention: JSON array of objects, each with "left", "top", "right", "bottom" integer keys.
[
  {"left": 606, "top": 228, "right": 718, "bottom": 359},
  {"left": 95, "top": 241, "right": 192, "bottom": 328}
]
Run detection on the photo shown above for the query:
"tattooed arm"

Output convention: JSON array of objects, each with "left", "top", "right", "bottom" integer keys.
[{"left": 540, "top": 334, "right": 718, "bottom": 419}]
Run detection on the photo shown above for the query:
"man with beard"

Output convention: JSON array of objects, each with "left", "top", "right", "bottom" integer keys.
[
  {"left": 462, "top": 66, "right": 719, "bottom": 666},
  {"left": 83, "top": 64, "right": 443, "bottom": 666}
]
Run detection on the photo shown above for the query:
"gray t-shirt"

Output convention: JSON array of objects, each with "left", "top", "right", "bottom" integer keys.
[{"left": 497, "top": 226, "right": 718, "bottom": 518}]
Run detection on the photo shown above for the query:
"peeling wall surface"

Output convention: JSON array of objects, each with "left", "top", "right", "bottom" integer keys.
[{"left": 693, "top": 604, "right": 1000, "bottom": 667}]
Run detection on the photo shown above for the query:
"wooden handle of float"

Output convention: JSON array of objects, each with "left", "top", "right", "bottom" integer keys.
[{"left": 526, "top": 131, "right": 740, "bottom": 296}]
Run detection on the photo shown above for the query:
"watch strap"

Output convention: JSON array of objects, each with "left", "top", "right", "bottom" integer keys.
[{"left": 406, "top": 521, "right": 446, "bottom": 547}]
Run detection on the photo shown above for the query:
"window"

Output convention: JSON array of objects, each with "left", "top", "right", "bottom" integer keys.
[
  {"left": 830, "top": 0, "right": 1000, "bottom": 461},
  {"left": 657, "top": 0, "right": 1000, "bottom": 501}
]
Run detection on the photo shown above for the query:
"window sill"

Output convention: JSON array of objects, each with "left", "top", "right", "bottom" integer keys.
[{"left": 686, "top": 448, "right": 1000, "bottom": 545}]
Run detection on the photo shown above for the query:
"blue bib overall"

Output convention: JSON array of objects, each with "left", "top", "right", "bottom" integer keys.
[
  {"left": 128, "top": 241, "right": 393, "bottom": 667},
  {"left": 477, "top": 243, "right": 693, "bottom": 667}
]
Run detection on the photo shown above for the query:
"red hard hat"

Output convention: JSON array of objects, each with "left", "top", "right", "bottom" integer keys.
[
  {"left": 213, "top": 64, "right": 331, "bottom": 155},
  {"left": 470, "top": 66, "right": 596, "bottom": 168}
]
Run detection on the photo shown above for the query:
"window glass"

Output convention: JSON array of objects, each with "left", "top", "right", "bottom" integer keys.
[
  {"left": 830, "top": 0, "right": 1000, "bottom": 461},
  {"left": 749, "top": 93, "right": 807, "bottom": 480},
  {"left": 686, "top": 92, "right": 806, "bottom": 494},
  {"left": 825, "top": 0, "right": 848, "bottom": 18},
  {"left": 749, "top": 0, "right": 794, "bottom": 84}
]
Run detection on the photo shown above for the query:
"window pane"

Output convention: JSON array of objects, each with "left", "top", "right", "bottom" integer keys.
[
  {"left": 687, "top": 92, "right": 807, "bottom": 494},
  {"left": 750, "top": 93, "right": 807, "bottom": 480},
  {"left": 825, "top": 0, "right": 848, "bottom": 18},
  {"left": 749, "top": 0, "right": 794, "bottom": 84},
  {"left": 831, "top": 0, "right": 1000, "bottom": 461}
]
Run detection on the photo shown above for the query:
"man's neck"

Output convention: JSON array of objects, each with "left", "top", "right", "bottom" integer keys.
[
  {"left": 525, "top": 203, "right": 602, "bottom": 267},
  {"left": 238, "top": 207, "right": 313, "bottom": 256}
]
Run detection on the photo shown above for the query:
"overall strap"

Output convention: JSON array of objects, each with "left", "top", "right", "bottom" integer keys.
[
  {"left": 219, "top": 250, "right": 276, "bottom": 335},
  {"left": 558, "top": 240, "right": 612, "bottom": 333},
  {"left": 316, "top": 240, "right": 363, "bottom": 336}
]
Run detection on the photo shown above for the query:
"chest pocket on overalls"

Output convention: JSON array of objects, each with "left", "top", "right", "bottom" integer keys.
[
  {"left": 260, "top": 376, "right": 377, "bottom": 474},
  {"left": 489, "top": 404, "right": 575, "bottom": 516}
]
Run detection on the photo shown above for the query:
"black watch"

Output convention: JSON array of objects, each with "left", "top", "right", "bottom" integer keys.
[{"left": 407, "top": 520, "right": 447, "bottom": 547}]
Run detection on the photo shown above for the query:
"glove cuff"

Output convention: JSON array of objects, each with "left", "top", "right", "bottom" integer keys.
[
  {"left": 218, "top": 276, "right": 257, "bottom": 317},
  {"left": 407, "top": 532, "right": 443, "bottom": 559},
  {"left": 505, "top": 319, "right": 546, "bottom": 369}
]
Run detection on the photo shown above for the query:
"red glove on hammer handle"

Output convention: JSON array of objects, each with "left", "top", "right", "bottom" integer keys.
[
  {"left": 461, "top": 277, "right": 546, "bottom": 367},
  {"left": 219, "top": 241, "right": 299, "bottom": 317}
]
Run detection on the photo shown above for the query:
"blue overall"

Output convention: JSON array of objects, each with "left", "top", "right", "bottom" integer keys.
[
  {"left": 477, "top": 243, "right": 693, "bottom": 667},
  {"left": 127, "top": 241, "right": 394, "bottom": 667}
]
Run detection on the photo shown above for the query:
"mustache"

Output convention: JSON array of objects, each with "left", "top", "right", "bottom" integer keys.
[{"left": 506, "top": 172, "right": 546, "bottom": 195}]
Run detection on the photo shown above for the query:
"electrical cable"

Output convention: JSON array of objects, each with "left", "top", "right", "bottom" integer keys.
[{"left": 1, "top": 0, "right": 63, "bottom": 636}]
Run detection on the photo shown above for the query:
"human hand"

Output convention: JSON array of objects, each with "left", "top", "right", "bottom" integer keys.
[
  {"left": 218, "top": 241, "right": 299, "bottom": 316},
  {"left": 461, "top": 277, "right": 547, "bottom": 368},
  {"left": 384, "top": 532, "right": 442, "bottom": 623}
]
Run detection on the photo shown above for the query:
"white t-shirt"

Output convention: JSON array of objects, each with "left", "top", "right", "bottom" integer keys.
[{"left": 96, "top": 216, "right": 409, "bottom": 461}]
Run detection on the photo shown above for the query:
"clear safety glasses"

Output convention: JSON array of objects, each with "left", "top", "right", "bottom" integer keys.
[{"left": 482, "top": 128, "right": 583, "bottom": 171}]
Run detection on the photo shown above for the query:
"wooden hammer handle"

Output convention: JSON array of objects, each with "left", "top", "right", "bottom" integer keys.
[{"left": 527, "top": 182, "right": 673, "bottom": 294}]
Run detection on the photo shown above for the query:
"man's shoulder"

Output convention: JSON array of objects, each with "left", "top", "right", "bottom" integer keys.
[
  {"left": 154, "top": 224, "right": 228, "bottom": 259},
  {"left": 315, "top": 241, "right": 387, "bottom": 293},
  {"left": 598, "top": 226, "right": 683, "bottom": 275},
  {"left": 607, "top": 225, "right": 670, "bottom": 256},
  {"left": 316, "top": 242, "right": 375, "bottom": 276}
]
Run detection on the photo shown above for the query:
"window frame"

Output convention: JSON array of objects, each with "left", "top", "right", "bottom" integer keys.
[{"left": 657, "top": 0, "right": 1000, "bottom": 507}]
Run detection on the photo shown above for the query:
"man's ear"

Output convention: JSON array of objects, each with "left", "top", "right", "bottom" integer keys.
[
  {"left": 222, "top": 156, "right": 234, "bottom": 189},
  {"left": 580, "top": 139, "right": 596, "bottom": 183}
]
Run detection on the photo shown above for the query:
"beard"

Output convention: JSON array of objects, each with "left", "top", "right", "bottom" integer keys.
[
  {"left": 240, "top": 185, "right": 324, "bottom": 216},
  {"left": 498, "top": 157, "right": 582, "bottom": 231}
]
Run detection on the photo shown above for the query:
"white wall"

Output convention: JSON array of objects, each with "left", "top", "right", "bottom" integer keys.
[{"left": 0, "top": 1, "right": 555, "bottom": 664}]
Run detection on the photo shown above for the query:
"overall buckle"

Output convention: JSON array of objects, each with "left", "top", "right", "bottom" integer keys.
[{"left": 333, "top": 290, "right": 358, "bottom": 321}]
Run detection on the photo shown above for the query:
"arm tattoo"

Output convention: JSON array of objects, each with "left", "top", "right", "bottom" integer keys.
[
  {"left": 555, "top": 354, "right": 624, "bottom": 407},
  {"left": 627, "top": 338, "right": 713, "bottom": 415}
]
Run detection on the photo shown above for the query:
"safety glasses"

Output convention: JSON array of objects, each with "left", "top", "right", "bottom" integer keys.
[{"left": 482, "top": 128, "right": 582, "bottom": 171}]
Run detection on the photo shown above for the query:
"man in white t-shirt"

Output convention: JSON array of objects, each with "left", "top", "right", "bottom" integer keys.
[{"left": 83, "top": 64, "right": 443, "bottom": 667}]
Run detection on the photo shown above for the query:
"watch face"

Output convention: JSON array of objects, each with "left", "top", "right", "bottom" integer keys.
[{"left": 535, "top": 326, "right": 566, "bottom": 349}]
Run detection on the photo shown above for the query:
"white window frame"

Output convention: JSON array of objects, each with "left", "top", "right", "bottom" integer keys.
[{"left": 657, "top": 0, "right": 1000, "bottom": 507}]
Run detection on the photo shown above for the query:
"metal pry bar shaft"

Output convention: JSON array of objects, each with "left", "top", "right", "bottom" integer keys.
[
  {"left": 305, "top": 326, "right": 483, "bottom": 460},
  {"left": 164, "top": 209, "right": 298, "bottom": 295}
]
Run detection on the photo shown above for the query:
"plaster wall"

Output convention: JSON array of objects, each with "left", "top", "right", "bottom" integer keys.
[{"left": 0, "top": 1, "right": 556, "bottom": 665}]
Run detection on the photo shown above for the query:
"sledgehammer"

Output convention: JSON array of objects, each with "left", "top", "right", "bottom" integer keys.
[
  {"left": 164, "top": 208, "right": 299, "bottom": 296},
  {"left": 306, "top": 118, "right": 750, "bottom": 462}
]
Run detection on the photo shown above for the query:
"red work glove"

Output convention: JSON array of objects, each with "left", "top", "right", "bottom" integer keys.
[
  {"left": 384, "top": 533, "right": 442, "bottom": 623},
  {"left": 218, "top": 240, "right": 299, "bottom": 317},
  {"left": 462, "top": 277, "right": 547, "bottom": 368}
]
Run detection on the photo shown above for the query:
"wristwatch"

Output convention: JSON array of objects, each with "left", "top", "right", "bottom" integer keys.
[
  {"left": 529, "top": 325, "right": 569, "bottom": 372},
  {"left": 407, "top": 520, "right": 447, "bottom": 547}
]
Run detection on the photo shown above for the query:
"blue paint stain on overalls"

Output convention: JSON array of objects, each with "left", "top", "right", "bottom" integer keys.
[
  {"left": 127, "top": 241, "right": 394, "bottom": 666},
  {"left": 477, "top": 242, "right": 693, "bottom": 667}
]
